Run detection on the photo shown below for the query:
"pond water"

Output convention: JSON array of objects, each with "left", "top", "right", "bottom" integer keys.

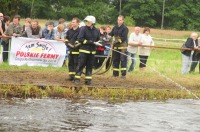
[{"left": 0, "top": 99, "right": 200, "bottom": 132}]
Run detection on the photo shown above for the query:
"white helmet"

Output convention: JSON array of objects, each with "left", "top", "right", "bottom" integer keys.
[
  {"left": 84, "top": 16, "right": 96, "bottom": 24},
  {"left": 79, "top": 21, "right": 86, "bottom": 27}
]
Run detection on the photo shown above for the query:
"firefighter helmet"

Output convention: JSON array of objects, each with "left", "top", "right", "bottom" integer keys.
[{"left": 84, "top": 16, "right": 96, "bottom": 24}]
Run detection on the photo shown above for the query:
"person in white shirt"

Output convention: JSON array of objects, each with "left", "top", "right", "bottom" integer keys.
[
  {"left": 127, "top": 27, "right": 142, "bottom": 72},
  {"left": 138, "top": 27, "right": 154, "bottom": 71},
  {"left": 54, "top": 24, "right": 66, "bottom": 42}
]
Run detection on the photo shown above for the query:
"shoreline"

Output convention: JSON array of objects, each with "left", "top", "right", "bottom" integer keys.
[{"left": 0, "top": 69, "right": 199, "bottom": 100}]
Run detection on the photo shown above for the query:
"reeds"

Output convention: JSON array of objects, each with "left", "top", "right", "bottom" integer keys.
[{"left": 0, "top": 84, "right": 199, "bottom": 101}]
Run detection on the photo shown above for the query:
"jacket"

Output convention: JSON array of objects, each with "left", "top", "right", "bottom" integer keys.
[
  {"left": 138, "top": 34, "right": 154, "bottom": 56},
  {"left": 182, "top": 38, "right": 198, "bottom": 56},
  {"left": 110, "top": 24, "right": 128, "bottom": 49},
  {"left": 97, "top": 32, "right": 107, "bottom": 51},
  {"left": 0, "top": 20, "right": 5, "bottom": 35},
  {"left": 66, "top": 27, "right": 80, "bottom": 54},
  {"left": 42, "top": 28, "right": 55, "bottom": 40},
  {"left": 2, "top": 22, "right": 22, "bottom": 43},
  {"left": 78, "top": 26, "right": 100, "bottom": 54},
  {"left": 127, "top": 33, "right": 142, "bottom": 54},
  {"left": 25, "top": 26, "right": 42, "bottom": 39}
]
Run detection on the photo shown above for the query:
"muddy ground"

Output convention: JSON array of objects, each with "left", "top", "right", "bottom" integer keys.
[{"left": 0, "top": 70, "right": 199, "bottom": 90}]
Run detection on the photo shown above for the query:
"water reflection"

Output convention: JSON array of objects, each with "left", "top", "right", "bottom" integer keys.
[{"left": 0, "top": 99, "right": 200, "bottom": 132}]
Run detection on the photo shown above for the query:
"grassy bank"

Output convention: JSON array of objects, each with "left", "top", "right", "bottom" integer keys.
[
  {"left": 0, "top": 84, "right": 199, "bottom": 101},
  {"left": 0, "top": 25, "right": 199, "bottom": 100}
]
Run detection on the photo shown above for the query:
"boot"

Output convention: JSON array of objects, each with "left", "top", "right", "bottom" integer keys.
[
  {"left": 121, "top": 76, "right": 126, "bottom": 79},
  {"left": 67, "top": 75, "right": 74, "bottom": 81},
  {"left": 74, "top": 79, "right": 80, "bottom": 85},
  {"left": 85, "top": 80, "right": 91, "bottom": 85}
]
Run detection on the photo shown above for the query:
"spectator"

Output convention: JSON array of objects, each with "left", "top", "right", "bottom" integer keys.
[
  {"left": 42, "top": 21, "right": 55, "bottom": 40},
  {"left": 105, "top": 26, "right": 112, "bottom": 69},
  {"left": 181, "top": 32, "right": 198, "bottom": 74},
  {"left": 127, "top": 27, "right": 142, "bottom": 72},
  {"left": 22, "top": 18, "right": 31, "bottom": 37},
  {"left": 2, "top": 15, "right": 22, "bottom": 62},
  {"left": 94, "top": 26, "right": 106, "bottom": 69},
  {"left": 26, "top": 19, "right": 42, "bottom": 39},
  {"left": 3, "top": 16, "right": 10, "bottom": 30},
  {"left": 54, "top": 24, "right": 65, "bottom": 42},
  {"left": 54, "top": 24, "right": 66, "bottom": 66},
  {"left": 64, "top": 22, "right": 72, "bottom": 34},
  {"left": 54, "top": 18, "right": 65, "bottom": 31},
  {"left": 138, "top": 27, "right": 154, "bottom": 72},
  {"left": 0, "top": 12, "right": 6, "bottom": 38}
]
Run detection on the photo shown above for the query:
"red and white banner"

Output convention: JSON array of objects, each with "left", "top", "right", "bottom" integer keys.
[{"left": 9, "top": 37, "right": 66, "bottom": 67}]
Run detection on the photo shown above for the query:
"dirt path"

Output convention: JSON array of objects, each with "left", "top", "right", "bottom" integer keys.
[{"left": 0, "top": 70, "right": 199, "bottom": 90}]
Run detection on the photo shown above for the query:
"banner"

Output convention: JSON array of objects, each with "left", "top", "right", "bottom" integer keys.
[{"left": 9, "top": 37, "right": 66, "bottom": 67}]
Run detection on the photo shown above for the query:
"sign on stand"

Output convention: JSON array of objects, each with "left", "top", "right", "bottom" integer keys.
[{"left": 9, "top": 37, "right": 66, "bottom": 67}]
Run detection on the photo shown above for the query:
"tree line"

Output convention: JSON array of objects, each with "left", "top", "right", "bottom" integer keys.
[{"left": 1, "top": 0, "right": 200, "bottom": 31}]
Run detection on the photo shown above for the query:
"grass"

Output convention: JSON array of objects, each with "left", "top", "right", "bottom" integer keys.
[{"left": 0, "top": 84, "right": 199, "bottom": 101}]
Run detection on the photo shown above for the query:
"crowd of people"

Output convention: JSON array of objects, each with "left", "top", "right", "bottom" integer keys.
[{"left": 0, "top": 12, "right": 199, "bottom": 85}]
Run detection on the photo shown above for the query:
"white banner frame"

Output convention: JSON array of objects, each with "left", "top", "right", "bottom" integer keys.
[{"left": 9, "top": 37, "right": 66, "bottom": 67}]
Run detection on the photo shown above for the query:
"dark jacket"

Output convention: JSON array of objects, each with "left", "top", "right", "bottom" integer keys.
[
  {"left": 110, "top": 24, "right": 128, "bottom": 47},
  {"left": 78, "top": 26, "right": 100, "bottom": 54},
  {"left": 0, "top": 20, "right": 5, "bottom": 35},
  {"left": 2, "top": 22, "right": 22, "bottom": 43},
  {"left": 66, "top": 27, "right": 80, "bottom": 53},
  {"left": 182, "top": 38, "right": 198, "bottom": 56}
]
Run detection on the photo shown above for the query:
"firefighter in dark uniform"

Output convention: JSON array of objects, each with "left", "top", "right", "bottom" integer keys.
[
  {"left": 110, "top": 15, "right": 129, "bottom": 79},
  {"left": 65, "top": 17, "right": 80, "bottom": 81},
  {"left": 74, "top": 16, "right": 100, "bottom": 85}
]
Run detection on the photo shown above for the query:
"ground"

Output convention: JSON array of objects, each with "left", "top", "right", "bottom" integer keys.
[{"left": 0, "top": 69, "right": 199, "bottom": 90}]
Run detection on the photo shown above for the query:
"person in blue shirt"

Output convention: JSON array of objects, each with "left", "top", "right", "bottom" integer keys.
[{"left": 42, "top": 21, "right": 55, "bottom": 40}]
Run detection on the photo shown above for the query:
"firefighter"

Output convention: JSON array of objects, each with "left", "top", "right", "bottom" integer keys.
[
  {"left": 65, "top": 17, "right": 80, "bottom": 81},
  {"left": 74, "top": 16, "right": 100, "bottom": 85},
  {"left": 110, "top": 15, "right": 129, "bottom": 79}
]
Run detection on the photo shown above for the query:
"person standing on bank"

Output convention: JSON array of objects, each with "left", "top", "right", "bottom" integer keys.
[
  {"left": 138, "top": 27, "right": 154, "bottom": 71},
  {"left": 65, "top": 17, "right": 80, "bottom": 81},
  {"left": 110, "top": 15, "right": 129, "bottom": 79},
  {"left": 127, "top": 27, "right": 142, "bottom": 72},
  {"left": 2, "top": 15, "right": 22, "bottom": 62},
  {"left": 181, "top": 32, "right": 198, "bottom": 74},
  {"left": 74, "top": 16, "right": 100, "bottom": 85}
]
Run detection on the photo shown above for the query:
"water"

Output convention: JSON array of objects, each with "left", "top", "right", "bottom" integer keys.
[{"left": 0, "top": 99, "right": 200, "bottom": 132}]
